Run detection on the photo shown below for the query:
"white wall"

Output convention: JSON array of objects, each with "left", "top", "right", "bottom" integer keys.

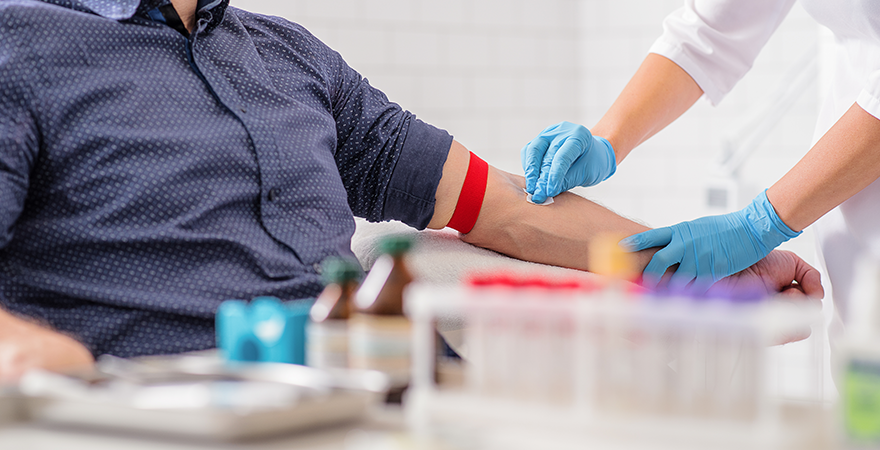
[
  {"left": 233, "top": 0, "right": 581, "bottom": 177},
  {"left": 232, "top": 0, "right": 821, "bottom": 266}
]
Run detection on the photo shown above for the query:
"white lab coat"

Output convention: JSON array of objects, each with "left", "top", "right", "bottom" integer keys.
[{"left": 648, "top": 0, "right": 880, "bottom": 335}]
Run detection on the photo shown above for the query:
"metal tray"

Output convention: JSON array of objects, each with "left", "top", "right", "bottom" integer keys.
[{"left": 11, "top": 353, "right": 389, "bottom": 441}]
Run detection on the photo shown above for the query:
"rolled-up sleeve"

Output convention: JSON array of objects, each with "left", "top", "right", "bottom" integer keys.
[
  {"left": 649, "top": 0, "right": 796, "bottom": 105},
  {"left": 382, "top": 118, "right": 453, "bottom": 229},
  {"left": 313, "top": 31, "right": 453, "bottom": 230}
]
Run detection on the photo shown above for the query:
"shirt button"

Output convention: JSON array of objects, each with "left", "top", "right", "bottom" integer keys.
[
  {"left": 313, "top": 263, "right": 323, "bottom": 274},
  {"left": 267, "top": 188, "right": 280, "bottom": 202}
]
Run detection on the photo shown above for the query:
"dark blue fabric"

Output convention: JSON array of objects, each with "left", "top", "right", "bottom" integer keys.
[{"left": 0, "top": 0, "right": 453, "bottom": 358}]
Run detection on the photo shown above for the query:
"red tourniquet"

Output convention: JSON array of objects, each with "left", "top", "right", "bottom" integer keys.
[{"left": 446, "top": 152, "right": 488, "bottom": 234}]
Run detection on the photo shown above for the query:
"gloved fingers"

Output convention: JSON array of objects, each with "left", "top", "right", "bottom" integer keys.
[
  {"left": 691, "top": 276, "right": 716, "bottom": 295},
  {"left": 531, "top": 138, "right": 565, "bottom": 203},
  {"left": 522, "top": 136, "right": 552, "bottom": 193},
  {"left": 619, "top": 228, "right": 673, "bottom": 252},
  {"left": 547, "top": 138, "right": 589, "bottom": 194},
  {"left": 669, "top": 253, "right": 698, "bottom": 289},
  {"left": 641, "top": 246, "right": 682, "bottom": 288},
  {"left": 531, "top": 177, "right": 550, "bottom": 205}
]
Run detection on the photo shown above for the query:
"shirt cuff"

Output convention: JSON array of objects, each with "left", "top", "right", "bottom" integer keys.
[
  {"left": 383, "top": 118, "right": 454, "bottom": 230},
  {"left": 857, "top": 70, "right": 880, "bottom": 121},
  {"left": 649, "top": 39, "right": 724, "bottom": 107}
]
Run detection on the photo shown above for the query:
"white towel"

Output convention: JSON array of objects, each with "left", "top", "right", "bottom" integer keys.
[{"left": 351, "top": 218, "right": 597, "bottom": 285}]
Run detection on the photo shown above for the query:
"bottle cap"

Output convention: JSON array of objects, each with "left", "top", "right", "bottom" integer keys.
[
  {"left": 378, "top": 235, "right": 413, "bottom": 256},
  {"left": 321, "top": 257, "right": 363, "bottom": 285}
]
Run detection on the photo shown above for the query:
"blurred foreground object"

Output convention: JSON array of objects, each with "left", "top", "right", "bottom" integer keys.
[
  {"left": 838, "top": 256, "right": 880, "bottom": 448},
  {"left": 406, "top": 273, "right": 829, "bottom": 450},
  {"left": 216, "top": 297, "right": 310, "bottom": 365},
  {"left": 587, "top": 233, "right": 639, "bottom": 281},
  {"left": 351, "top": 236, "right": 415, "bottom": 393},
  {"left": 307, "top": 257, "right": 362, "bottom": 371},
  {"left": 3, "top": 352, "right": 388, "bottom": 441}
]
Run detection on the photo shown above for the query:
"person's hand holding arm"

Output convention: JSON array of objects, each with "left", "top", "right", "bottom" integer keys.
[
  {"left": 626, "top": 102, "right": 880, "bottom": 287},
  {"left": 621, "top": 189, "right": 800, "bottom": 288}
]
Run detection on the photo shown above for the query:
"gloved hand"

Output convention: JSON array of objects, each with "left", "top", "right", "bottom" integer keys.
[
  {"left": 619, "top": 190, "right": 801, "bottom": 289},
  {"left": 521, "top": 121, "right": 617, "bottom": 204}
]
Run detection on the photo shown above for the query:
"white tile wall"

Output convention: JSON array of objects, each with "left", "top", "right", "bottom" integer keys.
[
  {"left": 231, "top": 0, "right": 821, "bottom": 265},
  {"left": 233, "top": 0, "right": 581, "bottom": 177}
]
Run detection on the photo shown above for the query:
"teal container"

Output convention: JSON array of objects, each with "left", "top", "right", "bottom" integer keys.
[{"left": 216, "top": 296, "right": 312, "bottom": 365}]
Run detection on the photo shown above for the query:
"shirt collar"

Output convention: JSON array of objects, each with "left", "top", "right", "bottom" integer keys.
[{"left": 41, "top": 0, "right": 228, "bottom": 26}]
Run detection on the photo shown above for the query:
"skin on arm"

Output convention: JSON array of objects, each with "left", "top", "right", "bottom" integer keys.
[
  {"left": 0, "top": 309, "right": 94, "bottom": 382},
  {"left": 767, "top": 103, "right": 880, "bottom": 232},
  {"left": 591, "top": 53, "right": 704, "bottom": 164},
  {"left": 432, "top": 141, "right": 670, "bottom": 272},
  {"left": 428, "top": 140, "right": 823, "bottom": 298}
]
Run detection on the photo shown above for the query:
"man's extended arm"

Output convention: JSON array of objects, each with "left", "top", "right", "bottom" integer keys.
[
  {"left": 0, "top": 41, "right": 93, "bottom": 380},
  {"left": 429, "top": 140, "right": 824, "bottom": 298},
  {"left": 430, "top": 140, "right": 660, "bottom": 270}
]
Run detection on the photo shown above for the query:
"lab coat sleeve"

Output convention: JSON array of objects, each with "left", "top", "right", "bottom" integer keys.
[
  {"left": 648, "top": 0, "right": 797, "bottom": 106},
  {"left": 857, "top": 70, "right": 880, "bottom": 121}
]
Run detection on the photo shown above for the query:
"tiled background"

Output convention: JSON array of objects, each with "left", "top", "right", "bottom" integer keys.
[
  {"left": 232, "top": 0, "right": 832, "bottom": 398},
  {"left": 232, "top": 0, "right": 823, "bottom": 269}
]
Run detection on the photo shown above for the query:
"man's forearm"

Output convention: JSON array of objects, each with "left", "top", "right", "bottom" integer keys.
[
  {"left": 460, "top": 167, "right": 652, "bottom": 272},
  {"left": 458, "top": 167, "right": 823, "bottom": 298},
  {"left": 428, "top": 140, "right": 651, "bottom": 271}
]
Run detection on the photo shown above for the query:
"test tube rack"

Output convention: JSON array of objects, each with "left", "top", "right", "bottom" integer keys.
[{"left": 405, "top": 278, "right": 831, "bottom": 450}]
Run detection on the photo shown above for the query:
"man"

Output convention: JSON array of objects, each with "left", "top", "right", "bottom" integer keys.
[{"left": 0, "top": 0, "right": 823, "bottom": 381}]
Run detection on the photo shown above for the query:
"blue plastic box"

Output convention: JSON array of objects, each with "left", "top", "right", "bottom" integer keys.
[{"left": 216, "top": 296, "right": 312, "bottom": 364}]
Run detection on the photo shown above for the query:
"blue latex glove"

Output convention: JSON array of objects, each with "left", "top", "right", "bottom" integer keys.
[
  {"left": 619, "top": 190, "right": 801, "bottom": 289},
  {"left": 521, "top": 121, "right": 617, "bottom": 204}
]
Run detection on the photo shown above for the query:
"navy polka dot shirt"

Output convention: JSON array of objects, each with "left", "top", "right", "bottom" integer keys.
[{"left": 0, "top": 0, "right": 453, "bottom": 358}]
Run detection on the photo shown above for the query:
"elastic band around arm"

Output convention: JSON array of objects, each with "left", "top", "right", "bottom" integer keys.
[{"left": 446, "top": 152, "right": 488, "bottom": 234}]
